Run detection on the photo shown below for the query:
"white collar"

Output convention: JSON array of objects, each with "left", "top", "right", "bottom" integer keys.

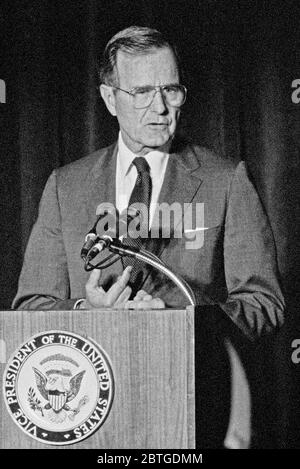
[{"left": 117, "top": 132, "right": 169, "bottom": 177}]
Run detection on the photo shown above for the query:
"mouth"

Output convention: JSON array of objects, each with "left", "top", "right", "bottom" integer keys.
[{"left": 147, "top": 122, "right": 169, "bottom": 128}]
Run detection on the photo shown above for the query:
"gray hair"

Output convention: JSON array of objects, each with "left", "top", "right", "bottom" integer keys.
[{"left": 98, "top": 26, "right": 181, "bottom": 86}]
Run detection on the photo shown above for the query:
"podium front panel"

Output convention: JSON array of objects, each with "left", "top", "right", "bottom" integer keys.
[{"left": 0, "top": 308, "right": 195, "bottom": 449}]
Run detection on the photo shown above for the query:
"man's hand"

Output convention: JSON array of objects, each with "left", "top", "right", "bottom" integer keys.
[
  {"left": 125, "top": 290, "right": 165, "bottom": 309},
  {"left": 81, "top": 266, "right": 165, "bottom": 310},
  {"left": 84, "top": 266, "right": 133, "bottom": 308}
]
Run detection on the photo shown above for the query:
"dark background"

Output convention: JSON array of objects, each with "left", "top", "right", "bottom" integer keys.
[{"left": 0, "top": 0, "right": 300, "bottom": 447}]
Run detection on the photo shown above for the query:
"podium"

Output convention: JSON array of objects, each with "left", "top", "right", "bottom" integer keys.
[
  {"left": 0, "top": 307, "right": 251, "bottom": 449},
  {"left": 0, "top": 308, "right": 195, "bottom": 449}
]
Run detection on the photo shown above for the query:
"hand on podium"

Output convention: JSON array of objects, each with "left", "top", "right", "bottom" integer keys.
[
  {"left": 80, "top": 266, "right": 165, "bottom": 310},
  {"left": 124, "top": 289, "right": 165, "bottom": 310}
]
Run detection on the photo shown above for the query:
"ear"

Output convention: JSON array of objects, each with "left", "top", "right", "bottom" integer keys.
[{"left": 100, "top": 84, "right": 117, "bottom": 116}]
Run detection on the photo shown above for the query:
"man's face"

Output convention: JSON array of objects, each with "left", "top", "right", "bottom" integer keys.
[{"left": 101, "top": 47, "right": 181, "bottom": 155}]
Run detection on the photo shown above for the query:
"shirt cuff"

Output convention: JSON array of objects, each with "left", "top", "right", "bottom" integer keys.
[{"left": 73, "top": 298, "right": 86, "bottom": 310}]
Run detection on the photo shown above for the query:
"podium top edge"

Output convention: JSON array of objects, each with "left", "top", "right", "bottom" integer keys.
[{"left": 3, "top": 307, "right": 194, "bottom": 313}]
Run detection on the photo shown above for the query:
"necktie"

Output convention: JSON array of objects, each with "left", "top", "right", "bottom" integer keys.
[{"left": 123, "top": 156, "right": 152, "bottom": 293}]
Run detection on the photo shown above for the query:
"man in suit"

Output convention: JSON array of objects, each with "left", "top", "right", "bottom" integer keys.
[{"left": 13, "top": 26, "right": 285, "bottom": 340}]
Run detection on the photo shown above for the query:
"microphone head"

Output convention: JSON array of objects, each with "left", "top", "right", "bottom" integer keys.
[
  {"left": 86, "top": 237, "right": 113, "bottom": 261},
  {"left": 81, "top": 233, "right": 100, "bottom": 260},
  {"left": 81, "top": 203, "right": 117, "bottom": 262},
  {"left": 84, "top": 232, "right": 97, "bottom": 243}
]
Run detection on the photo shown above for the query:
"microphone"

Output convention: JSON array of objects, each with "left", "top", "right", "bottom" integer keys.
[
  {"left": 86, "top": 207, "right": 141, "bottom": 262},
  {"left": 86, "top": 236, "right": 113, "bottom": 261},
  {"left": 80, "top": 203, "right": 116, "bottom": 260},
  {"left": 80, "top": 232, "right": 100, "bottom": 261}
]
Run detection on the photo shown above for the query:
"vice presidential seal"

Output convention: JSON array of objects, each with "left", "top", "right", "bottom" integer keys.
[{"left": 3, "top": 331, "right": 114, "bottom": 445}]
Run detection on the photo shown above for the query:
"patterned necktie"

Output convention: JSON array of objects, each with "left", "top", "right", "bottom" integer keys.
[{"left": 122, "top": 156, "right": 152, "bottom": 293}]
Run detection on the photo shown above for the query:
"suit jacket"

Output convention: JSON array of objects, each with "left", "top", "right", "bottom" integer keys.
[{"left": 12, "top": 141, "right": 285, "bottom": 339}]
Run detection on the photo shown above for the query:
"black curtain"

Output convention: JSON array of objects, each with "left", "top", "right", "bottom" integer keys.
[{"left": 1, "top": 0, "right": 300, "bottom": 447}]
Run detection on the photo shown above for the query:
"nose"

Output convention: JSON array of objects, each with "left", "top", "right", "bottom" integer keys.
[{"left": 149, "top": 88, "right": 167, "bottom": 114}]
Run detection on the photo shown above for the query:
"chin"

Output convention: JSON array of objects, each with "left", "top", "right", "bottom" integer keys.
[{"left": 143, "top": 132, "right": 172, "bottom": 149}]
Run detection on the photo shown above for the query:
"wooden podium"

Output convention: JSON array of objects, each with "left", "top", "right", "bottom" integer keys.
[{"left": 0, "top": 308, "right": 195, "bottom": 449}]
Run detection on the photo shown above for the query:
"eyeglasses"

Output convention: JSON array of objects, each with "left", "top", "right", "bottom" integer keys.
[{"left": 113, "top": 84, "right": 187, "bottom": 109}]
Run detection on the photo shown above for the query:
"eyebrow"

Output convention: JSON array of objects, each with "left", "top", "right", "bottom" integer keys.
[{"left": 131, "top": 82, "right": 181, "bottom": 89}]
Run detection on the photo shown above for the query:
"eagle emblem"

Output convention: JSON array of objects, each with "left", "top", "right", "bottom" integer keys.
[
  {"left": 5, "top": 330, "right": 114, "bottom": 445},
  {"left": 28, "top": 353, "right": 89, "bottom": 423}
]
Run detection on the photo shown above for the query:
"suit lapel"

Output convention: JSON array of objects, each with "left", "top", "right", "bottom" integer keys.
[
  {"left": 83, "top": 143, "right": 123, "bottom": 283},
  {"left": 85, "top": 143, "right": 118, "bottom": 223}
]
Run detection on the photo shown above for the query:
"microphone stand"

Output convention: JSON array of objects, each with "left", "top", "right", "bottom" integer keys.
[{"left": 108, "top": 241, "right": 196, "bottom": 307}]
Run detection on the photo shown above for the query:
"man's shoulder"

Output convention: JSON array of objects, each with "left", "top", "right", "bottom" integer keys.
[
  {"left": 184, "top": 143, "right": 239, "bottom": 182},
  {"left": 193, "top": 144, "right": 237, "bottom": 171}
]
